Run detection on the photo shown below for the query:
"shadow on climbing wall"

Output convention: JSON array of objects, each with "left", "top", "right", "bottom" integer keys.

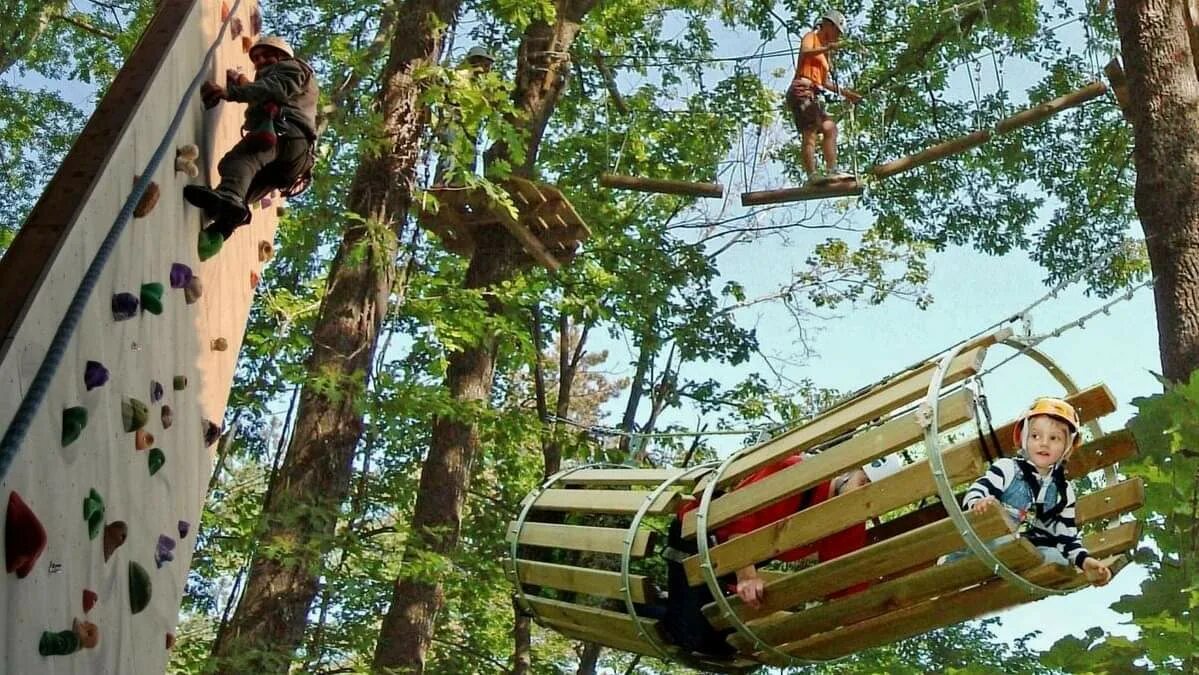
[{"left": 0, "top": 0, "right": 281, "bottom": 671}]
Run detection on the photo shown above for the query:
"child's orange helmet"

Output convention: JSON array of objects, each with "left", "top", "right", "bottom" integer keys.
[{"left": 1012, "top": 397, "right": 1082, "bottom": 450}]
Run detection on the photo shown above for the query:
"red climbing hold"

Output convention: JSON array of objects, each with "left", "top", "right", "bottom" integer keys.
[
  {"left": 133, "top": 179, "right": 160, "bottom": 218},
  {"left": 5, "top": 491, "right": 47, "bottom": 579},
  {"left": 103, "top": 521, "right": 127, "bottom": 562},
  {"left": 250, "top": 270, "right": 261, "bottom": 288},
  {"left": 135, "top": 429, "right": 155, "bottom": 451},
  {"left": 82, "top": 589, "right": 98, "bottom": 613},
  {"left": 220, "top": 1, "right": 230, "bottom": 21}
]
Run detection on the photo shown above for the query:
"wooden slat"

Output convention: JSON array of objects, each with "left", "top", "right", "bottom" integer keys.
[
  {"left": 1067, "top": 429, "right": 1138, "bottom": 477},
  {"left": 510, "top": 522, "right": 656, "bottom": 557},
  {"left": 703, "top": 502, "right": 1012, "bottom": 629},
  {"left": 709, "top": 332, "right": 1005, "bottom": 490},
  {"left": 1083, "top": 520, "right": 1142, "bottom": 558},
  {"left": 531, "top": 488, "right": 683, "bottom": 516},
  {"left": 866, "top": 384, "right": 1120, "bottom": 544},
  {"left": 728, "top": 537, "right": 1043, "bottom": 651},
  {"left": 543, "top": 619, "right": 672, "bottom": 661},
  {"left": 683, "top": 436, "right": 987, "bottom": 584},
  {"left": 600, "top": 173, "right": 725, "bottom": 198},
  {"left": 516, "top": 560, "right": 653, "bottom": 603},
  {"left": 495, "top": 206, "right": 561, "bottom": 271},
  {"left": 525, "top": 595, "right": 653, "bottom": 641},
  {"left": 740, "top": 178, "right": 863, "bottom": 206},
  {"left": 557, "top": 467, "right": 710, "bottom": 488},
  {"left": 681, "top": 389, "right": 974, "bottom": 538},
  {"left": 774, "top": 562, "right": 1079, "bottom": 662},
  {"left": 1075, "top": 478, "right": 1145, "bottom": 524}
]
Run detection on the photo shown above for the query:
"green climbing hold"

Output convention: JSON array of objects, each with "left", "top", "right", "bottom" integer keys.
[
  {"left": 62, "top": 407, "right": 88, "bottom": 446},
  {"left": 198, "top": 229, "right": 223, "bottom": 261},
  {"left": 139, "top": 283, "right": 165, "bottom": 315},
  {"left": 148, "top": 449, "right": 165, "bottom": 476},
  {"left": 121, "top": 398, "right": 148, "bottom": 432},
  {"left": 38, "top": 628, "right": 80, "bottom": 656},
  {"left": 128, "top": 561, "right": 151, "bottom": 614},
  {"left": 82, "top": 489, "right": 104, "bottom": 540},
  {"left": 173, "top": 376, "right": 187, "bottom": 391}
]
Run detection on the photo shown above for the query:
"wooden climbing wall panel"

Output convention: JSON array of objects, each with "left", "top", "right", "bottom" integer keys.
[{"left": 0, "top": 0, "right": 276, "bottom": 671}]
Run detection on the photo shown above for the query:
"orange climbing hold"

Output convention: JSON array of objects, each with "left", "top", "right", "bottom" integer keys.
[
  {"left": 133, "top": 178, "right": 160, "bottom": 218},
  {"left": 220, "top": 1, "right": 230, "bottom": 21},
  {"left": 211, "top": 337, "right": 229, "bottom": 352},
  {"left": 5, "top": 491, "right": 47, "bottom": 578},
  {"left": 242, "top": 35, "right": 253, "bottom": 53},
  {"left": 134, "top": 429, "right": 155, "bottom": 450}
]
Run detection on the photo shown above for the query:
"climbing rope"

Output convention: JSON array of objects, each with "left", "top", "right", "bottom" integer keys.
[{"left": 0, "top": 0, "right": 245, "bottom": 483}]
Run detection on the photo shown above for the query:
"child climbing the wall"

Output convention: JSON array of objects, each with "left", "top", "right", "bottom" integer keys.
[
  {"left": 184, "top": 36, "right": 319, "bottom": 242},
  {"left": 948, "top": 397, "right": 1112, "bottom": 586},
  {"left": 787, "top": 9, "right": 862, "bottom": 183},
  {"left": 658, "top": 453, "right": 902, "bottom": 657}
]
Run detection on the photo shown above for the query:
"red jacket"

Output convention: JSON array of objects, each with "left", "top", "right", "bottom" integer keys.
[{"left": 712, "top": 455, "right": 868, "bottom": 596}]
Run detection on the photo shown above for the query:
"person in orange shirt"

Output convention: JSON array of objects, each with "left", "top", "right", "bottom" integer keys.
[{"left": 787, "top": 10, "right": 863, "bottom": 183}]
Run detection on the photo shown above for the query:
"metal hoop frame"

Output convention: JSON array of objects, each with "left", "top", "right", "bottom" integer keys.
[{"left": 923, "top": 335, "right": 1108, "bottom": 598}]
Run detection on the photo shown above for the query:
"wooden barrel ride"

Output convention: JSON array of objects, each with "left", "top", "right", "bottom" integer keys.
[{"left": 506, "top": 328, "right": 1142, "bottom": 668}]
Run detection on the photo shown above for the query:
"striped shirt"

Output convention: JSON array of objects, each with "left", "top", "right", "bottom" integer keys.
[{"left": 962, "top": 457, "right": 1090, "bottom": 569}]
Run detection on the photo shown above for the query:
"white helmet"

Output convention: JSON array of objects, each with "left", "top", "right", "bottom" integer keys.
[
  {"left": 821, "top": 9, "right": 848, "bottom": 35},
  {"left": 861, "top": 454, "right": 902, "bottom": 483},
  {"left": 464, "top": 46, "right": 496, "bottom": 63},
  {"left": 250, "top": 36, "right": 294, "bottom": 59}
]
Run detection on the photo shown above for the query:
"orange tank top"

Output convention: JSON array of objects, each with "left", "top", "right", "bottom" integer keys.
[{"left": 795, "top": 30, "right": 830, "bottom": 87}]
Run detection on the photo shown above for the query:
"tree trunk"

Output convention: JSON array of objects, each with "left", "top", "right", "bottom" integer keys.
[
  {"left": 0, "top": 1, "right": 67, "bottom": 76},
  {"left": 210, "top": 2, "right": 460, "bottom": 671},
  {"left": 1116, "top": 0, "right": 1199, "bottom": 381},
  {"left": 575, "top": 642, "right": 603, "bottom": 675},
  {"left": 372, "top": 2, "right": 600, "bottom": 671},
  {"left": 511, "top": 597, "right": 533, "bottom": 675}
]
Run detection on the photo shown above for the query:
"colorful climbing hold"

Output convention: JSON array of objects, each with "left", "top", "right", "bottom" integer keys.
[
  {"left": 62, "top": 407, "right": 88, "bottom": 446},
  {"left": 169, "top": 263, "right": 193, "bottom": 289},
  {"left": 250, "top": 7, "right": 262, "bottom": 34},
  {"left": 82, "top": 589, "right": 98, "bottom": 613},
  {"left": 250, "top": 270, "right": 260, "bottom": 288},
  {"left": 241, "top": 35, "right": 253, "bottom": 52},
  {"left": 140, "top": 283, "right": 165, "bottom": 315},
  {"left": 5, "top": 491, "right": 46, "bottom": 578},
  {"left": 258, "top": 240, "right": 274, "bottom": 262},
  {"left": 150, "top": 380, "right": 164, "bottom": 403},
  {"left": 148, "top": 448, "right": 166, "bottom": 476},
  {"left": 178, "top": 520, "right": 190, "bottom": 539},
  {"left": 202, "top": 419, "right": 222, "bottom": 447},
  {"left": 128, "top": 561, "right": 152, "bottom": 614},
  {"left": 121, "top": 398, "right": 149, "bottom": 432},
  {"left": 134, "top": 429, "right": 155, "bottom": 451},
  {"left": 161, "top": 405, "right": 174, "bottom": 430},
  {"left": 82, "top": 489, "right": 104, "bottom": 540},
  {"left": 260, "top": 195, "right": 272, "bottom": 208},
  {"left": 198, "top": 228, "right": 223, "bottom": 261},
  {"left": 166, "top": 632, "right": 176, "bottom": 650},
  {"left": 102, "top": 522, "right": 127, "bottom": 562},
  {"left": 184, "top": 276, "right": 204, "bottom": 304},
  {"left": 84, "top": 361, "right": 109, "bottom": 390},
  {"left": 220, "top": 1, "right": 230, "bottom": 21},
  {"left": 39, "top": 619, "right": 99, "bottom": 656},
  {"left": 112, "top": 292, "right": 139, "bottom": 321},
  {"left": 211, "top": 337, "right": 229, "bottom": 352},
  {"left": 133, "top": 179, "right": 160, "bottom": 218},
  {"left": 154, "top": 535, "right": 176, "bottom": 568},
  {"left": 175, "top": 145, "right": 200, "bottom": 178},
  {"left": 173, "top": 375, "right": 188, "bottom": 391}
]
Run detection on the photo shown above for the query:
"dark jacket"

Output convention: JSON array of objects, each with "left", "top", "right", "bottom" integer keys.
[{"left": 226, "top": 58, "right": 319, "bottom": 140}]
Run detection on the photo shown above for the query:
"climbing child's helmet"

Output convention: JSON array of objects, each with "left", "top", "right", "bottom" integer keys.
[
  {"left": 861, "top": 454, "right": 902, "bottom": 483},
  {"left": 1013, "top": 397, "right": 1082, "bottom": 451},
  {"left": 821, "top": 9, "right": 848, "bottom": 35},
  {"left": 250, "top": 36, "right": 294, "bottom": 60}
]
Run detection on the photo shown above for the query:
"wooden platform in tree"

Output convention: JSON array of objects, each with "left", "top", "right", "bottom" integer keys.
[{"left": 418, "top": 177, "right": 591, "bottom": 271}]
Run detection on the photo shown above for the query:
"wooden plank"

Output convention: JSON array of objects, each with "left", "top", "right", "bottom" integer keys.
[
  {"left": 682, "top": 390, "right": 973, "bottom": 538},
  {"left": 543, "top": 619, "right": 672, "bottom": 661},
  {"left": 740, "top": 178, "right": 863, "bottom": 206},
  {"left": 1067, "top": 428, "right": 1138, "bottom": 477},
  {"left": 1075, "top": 478, "right": 1144, "bottom": 524},
  {"left": 683, "top": 443, "right": 988, "bottom": 585},
  {"left": 868, "top": 129, "right": 993, "bottom": 180},
  {"left": 709, "top": 333, "right": 1004, "bottom": 491},
  {"left": 1083, "top": 520, "right": 1141, "bottom": 559},
  {"left": 775, "top": 562, "right": 1078, "bottom": 662},
  {"left": 510, "top": 522, "right": 656, "bottom": 557},
  {"left": 600, "top": 173, "right": 724, "bottom": 198},
  {"left": 531, "top": 488, "right": 683, "bottom": 516},
  {"left": 728, "top": 537, "right": 1043, "bottom": 651},
  {"left": 557, "top": 467, "right": 709, "bottom": 488},
  {"left": 524, "top": 595, "right": 654, "bottom": 641},
  {"left": 993, "top": 81, "right": 1108, "bottom": 135},
  {"left": 865, "top": 384, "right": 1120, "bottom": 544},
  {"left": 517, "top": 560, "right": 653, "bottom": 604},
  {"left": 495, "top": 205, "right": 561, "bottom": 271},
  {"left": 703, "top": 503, "right": 1012, "bottom": 629}
]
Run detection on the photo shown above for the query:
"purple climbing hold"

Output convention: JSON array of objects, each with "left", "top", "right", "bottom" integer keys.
[
  {"left": 111, "top": 293, "right": 139, "bottom": 321},
  {"left": 169, "top": 263, "right": 193, "bottom": 289},
  {"left": 150, "top": 380, "right": 164, "bottom": 403},
  {"left": 84, "top": 361, "right": 109, "bottom": 390},
  {"left": 177, "top": 520, "right": 190, "bottom": 539},
  {"left": 154, "top": 535, "right": 176, "bottom": 568},
  {"left": 202, "top": 419, "right": 221, "bottom": 447}
]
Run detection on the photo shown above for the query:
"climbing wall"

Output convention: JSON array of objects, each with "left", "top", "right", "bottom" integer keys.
[{"left": 0, "top": 0, "right": 278, "bottom": 670}]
